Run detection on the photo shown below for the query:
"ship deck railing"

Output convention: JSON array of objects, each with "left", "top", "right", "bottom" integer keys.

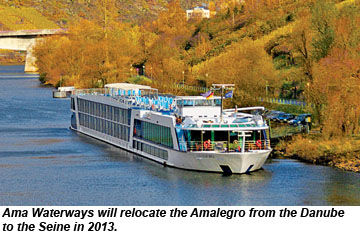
[
  {"left": 72, "top": 88, "right": 106, "bottom": 96},
  {"left": 72, "top": 88, "right": 176, "bottom": 112},
  {"left": 186, "top": 140, "right": 271, "bottom": 152}
]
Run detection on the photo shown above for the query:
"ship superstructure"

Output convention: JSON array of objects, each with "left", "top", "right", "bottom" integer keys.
[{"left": 70, "top": 83, "right": 271, "bottom": 174}]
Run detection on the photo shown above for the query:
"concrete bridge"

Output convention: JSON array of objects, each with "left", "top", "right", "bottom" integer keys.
[{"left": 0, "top": 29, "right": 66, "bottom": 72}]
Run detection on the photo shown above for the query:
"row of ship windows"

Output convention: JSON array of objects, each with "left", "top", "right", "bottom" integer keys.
[
  {"left": 79, "top": 113, "right": 130, "bottom": 141},
  {"left": 133, "top": 140, "right": 169, "bottom": 161},
  {"left": 134, "top": 119, "right": 174, "bottom": 148},
  {"left": 76, "top": 98, "right": 130, "bottom": 125}
]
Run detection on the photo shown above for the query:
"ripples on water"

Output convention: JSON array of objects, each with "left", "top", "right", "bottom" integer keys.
[{"left": 0, "top": 65, "right": 359, "bottom": 206}]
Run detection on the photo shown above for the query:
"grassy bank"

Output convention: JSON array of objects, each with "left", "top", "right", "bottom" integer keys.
[{"left": 274, "top": 134, "right": 360, "bottom": 173}]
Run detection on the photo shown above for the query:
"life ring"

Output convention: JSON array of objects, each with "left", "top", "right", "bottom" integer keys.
[
  {"left": 176, "top": 117, "right": 182, "bottom": 124},
  {"left": 203, "top": 140, "right": 211, "bottom": 150},
  {"left": 256, "top": 140, "right": 262, "bottom": 149}
]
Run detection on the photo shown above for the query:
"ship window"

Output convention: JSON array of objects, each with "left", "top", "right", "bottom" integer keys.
[
  {"left": 214, "top": 131, "right": 229, "bottom": 141},
  {"left": 135, "top": 120, "right": 173, "bottom": 148},
  {"left": 230, "top": 124, "right": 238, "bottom": 128},
  {"left": 120, "top": 125, "right": 123, "bottom": 140},
  {"left": 212, "top": 125, "right": 220, "bottom": 128},
  {"left": 85, "top": 115, "right": 88, "bottom": 127},
  {"left": 195, "top": 99, "right": 213, "bottom": 106},
  {"left": 136, "top": 141, "right": 140, "bottom": 150},
  {"left": 115, "top": 124, "right": 118, "bottom": 137},
  {"left": 214, "top": 99, "right": 221, "bottom": 106},
  {"left": 183, "top": 100, "right": 194, "bottom": 106},
  {"left": 106, "top": 105, "right": 110, "bottom": 120},
  {"left": 71, "top": 98, "right": 75, "bottom": 110},
  {"left": 127, "top": 109, "right": 131, "bottom": 125},
  {"left": 115, "top": 107, "right": 119, "bottom": 122},
  {"left": 78, "top": 113, "right": 82, "bottom": 125},
  {"left": 77, "top": 99, "right": 80, "bottom": 111},
  {"left": 102, "top": 120, "right": 105, "bottom": 134},
  {"left": 81, "top": 100, "right": 85, "bottom": 113},
  {"left": 89, "top": 101, "right": 92, "bottom": 115},
  {"left": 136, "top": 141, "right": 168, "bottom": 160},
  {"left": 176, "top": 100, "right": 183, "bottom": 106},
  {"left": 108, "top": 121, "right": 111, "bottom": 135},
  {"left": 119, "top": 109, "right": 123, "bottom": 123},
  {"left": 221, "top": 125, "right": 229, "bottom": 128}
]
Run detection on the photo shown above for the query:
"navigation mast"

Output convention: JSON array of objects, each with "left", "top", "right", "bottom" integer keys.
[{"left": 212, "top": 84, "right": 235, "bottom": 122}]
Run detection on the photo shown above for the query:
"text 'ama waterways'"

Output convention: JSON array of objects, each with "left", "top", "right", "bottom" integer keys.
[{"left": 2, "top": 208, "right": 94, "bottom": 219}]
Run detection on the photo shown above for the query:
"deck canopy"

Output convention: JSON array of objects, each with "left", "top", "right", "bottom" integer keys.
[
  {"left": 105, "top": 83, "right": 158, "bottom": 97},
  {"left": 105, "top": 83, "right": 153, "bottom": 91}
]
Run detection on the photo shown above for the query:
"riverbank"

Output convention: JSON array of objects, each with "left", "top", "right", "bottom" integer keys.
[{"left": 274, "top": 135, "right": 360, "bottom": 173}]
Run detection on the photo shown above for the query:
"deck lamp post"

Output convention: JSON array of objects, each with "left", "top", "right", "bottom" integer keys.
[
  {"left": 182, "top": 71, "right": 185, "bottom": 86},
  {"left": 266, "top": 81, "right": 269, "bottom": 98}
]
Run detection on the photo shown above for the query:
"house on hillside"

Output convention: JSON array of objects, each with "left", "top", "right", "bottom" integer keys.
[{"left": 186, "top": 6, "right": 211, "bottom": 20}]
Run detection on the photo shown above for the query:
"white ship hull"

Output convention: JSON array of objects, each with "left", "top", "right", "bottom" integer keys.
[
  {"left": 168, "top": 151, "right": 271, "bottom": 173},
  {"left": 72, "top": 125, "right": 271, "bottom": 174}
]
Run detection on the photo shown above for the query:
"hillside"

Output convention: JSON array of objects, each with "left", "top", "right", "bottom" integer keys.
[
  {"left": 0, "top": 5, "right": 58, "bottom": 31},
  {"left": 1, "top": 0, "right": 209, "bottom": 25}
]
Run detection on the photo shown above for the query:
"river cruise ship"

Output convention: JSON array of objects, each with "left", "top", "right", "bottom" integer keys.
[{"left": 70, "top": 83, "right": 272, "bottom": 174}]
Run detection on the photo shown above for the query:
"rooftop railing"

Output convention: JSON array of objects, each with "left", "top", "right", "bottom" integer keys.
[
  {"left": 186, "top": 139, "right": 271, "bottom": 152},
  {"left": 73, "top": 88, "right": 176, "bottom": 112},
  {"left": 72, "top": 88, "right": 105, "bottom": 96}
]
